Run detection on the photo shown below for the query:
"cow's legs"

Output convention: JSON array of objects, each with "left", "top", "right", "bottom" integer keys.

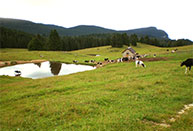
[{"left": 185, "top": 67, "right": 188, "bottom": 74}]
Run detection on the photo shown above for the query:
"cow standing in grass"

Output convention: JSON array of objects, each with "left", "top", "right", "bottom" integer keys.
[
  {"left": 135, "top": 59, "right": 146, "bottom": 68},
  {"left": 181, "top": 58, "right": 193, "bottom": 74},
  {"left": 73, "top": 60, "right": 78, "bottom": 63}
]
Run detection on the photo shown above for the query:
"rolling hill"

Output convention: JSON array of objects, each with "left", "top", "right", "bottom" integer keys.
[{"left": 0, "top": 18, "right": 168, "bottom": 39}]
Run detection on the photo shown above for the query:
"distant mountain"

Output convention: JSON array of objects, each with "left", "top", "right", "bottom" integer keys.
[
  {"left": 0, "top": 18, "right": 168, "bottom": 39},
  {"left": 0, "top": 18, "right": 68, "bottom": 35},
  {"left": 120, "top": 27, "right": 168, "bottom": 39},
  {"left": 68, "top": 25, "right": 116, "bottom": 35}
]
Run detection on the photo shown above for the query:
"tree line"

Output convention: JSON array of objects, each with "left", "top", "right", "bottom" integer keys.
[
  {"left": 139, "top": 36, "right": 193, "bottom": 47},
  {"left": 0, "top": 27, "right": 192, "bottom": 50},
  {"left": 26, "top": 31, "right": 193, "bottom": 51},
  {"left": 0, "top": 27, "right": 33, "bottom": 48},
  {"left": 27, "top": 30, "right": 140, "bottom": 51}
]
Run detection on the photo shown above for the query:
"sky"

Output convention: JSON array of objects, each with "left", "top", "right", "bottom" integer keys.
[{"left": 0, "top": 0, "right": 193, "bottom": 40}]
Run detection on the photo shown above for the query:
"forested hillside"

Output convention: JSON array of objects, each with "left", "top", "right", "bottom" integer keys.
[
  {"left": 0, "top": 27, "right": 33, "bottom": 48},
  {"left": 0, "top": 18, "right": 192, "bottom": 50},
  {"left": 0, "top": 27, "right": 192, "bottom": 51},
  {"left": 0, "top": 18, "right": 168, "bottom": 39}
]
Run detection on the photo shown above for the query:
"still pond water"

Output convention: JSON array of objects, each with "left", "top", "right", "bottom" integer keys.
[{"left": 0, "top": 61, "right": 96, "bottom": 79}]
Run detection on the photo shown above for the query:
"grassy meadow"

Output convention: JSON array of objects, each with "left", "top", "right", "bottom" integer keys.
[{"left": 0, "top": 44, "right": 193, "bottom": 130}]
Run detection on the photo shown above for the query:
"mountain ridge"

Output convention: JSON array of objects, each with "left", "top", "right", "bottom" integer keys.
[{"left": 0, "top": 18, "right": 168, "bottom": 39}]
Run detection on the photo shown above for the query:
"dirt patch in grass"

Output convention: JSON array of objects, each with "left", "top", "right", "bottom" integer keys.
[
  {"left": 138, "top": 57, "right": 168, "bottom": 62},
  {"left": 0, "top": 60, "right": 46, "bottom": 67}
]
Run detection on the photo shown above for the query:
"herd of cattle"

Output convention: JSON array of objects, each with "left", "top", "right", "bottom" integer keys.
[
  {"left": 82, "top": 56, "right": 148, "bottom": 68},
  {"left": 73, "top": 48, "right": 180, "bottom": 65},
  {"left": 72, "top": 52, "right": 193, "bottom": 74},
  {"left": 12, "top": 48, "right": 192, "bottom": 77},
  {"left": 73, "top": 55, "right": 146, "bottom": 65}
]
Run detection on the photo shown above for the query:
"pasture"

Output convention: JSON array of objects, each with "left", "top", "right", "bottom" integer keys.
[{"left": 0, "top": 44, "right": 193, "bottom": 130}]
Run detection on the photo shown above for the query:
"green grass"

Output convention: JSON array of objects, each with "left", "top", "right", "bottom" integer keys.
[
  {"left": 0, "top": 44, "right": 193, "bottom": 130},
  {"left": 1, "top": 44, "right": 192, "bottom": 63}
]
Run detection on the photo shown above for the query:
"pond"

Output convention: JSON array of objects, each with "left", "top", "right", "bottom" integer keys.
[{"left": 0, "top": 61, "right": 96, "bottom": 79}]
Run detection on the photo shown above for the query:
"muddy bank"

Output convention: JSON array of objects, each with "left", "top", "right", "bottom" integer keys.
[{"left": 0, "top": 60, "right": 46, "bottom": 68}]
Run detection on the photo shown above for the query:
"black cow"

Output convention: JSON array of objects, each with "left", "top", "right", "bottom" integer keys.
[
  {"left": 122, "top": 57, "right": 129, "bottom": 61},
  {"left": 181, "top": 58, "right": 193, "bottom": 74},
  {"left": 104, "top": 58, "right": 109, "bottom": 61}
]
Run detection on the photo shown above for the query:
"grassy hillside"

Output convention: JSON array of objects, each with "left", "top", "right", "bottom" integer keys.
[
  {"left": 0, "top": 44, "right": 193, "bottom": 130},
  {"left": 1, "top": 43, "right": 192, "bottom": 63}
]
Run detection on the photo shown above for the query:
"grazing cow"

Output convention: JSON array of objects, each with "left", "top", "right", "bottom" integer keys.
[
  {"left": 85, "top": 60, "right": 89, "bottom": 63},
  {"left": 104, "top": 58, "right": 109, "bottom": 61},
  {"left": 97, "top": 62, "right": 102, "bottom": 65},
  {"left": 117, "top": 58, "right": 123, "bottom": 63},
  {"left": 73, "top": 60, "right": 78, "bottom": 63},
  {"left": 132, "top": 56, "right": 136, "bottom": 60},
  {"left": 135, "top": 60, "right": 146, "bottom": 68},
  {"left": 110, "top": 60, "right": 115, "bottom": 63},
  {"left": 134, "top": 55, "right": 139, "bottom": 59},
  {"left": 181, "top": 58, "right": 193, "bottom": 74},
  {"left": 122, "top": 57, "right": 129, "bottom": 61},
  {"left": 171, "top": 50, "right": 175, "bottom": 53},
  {"left": 90, "top": 60, "right": 95, "bottom": 63},
  {"left": 14, "top": 70, "right": 21, "bottom": 76}
]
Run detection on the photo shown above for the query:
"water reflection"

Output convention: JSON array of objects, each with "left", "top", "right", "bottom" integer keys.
[
  {"left": 33, "top": 62, "right": 62, "bottom": 75},
  {"left": 49, "top": 61, "right": 62, "bottom": 75},
  {"left": 34, "top": 63, "right": 41, "bottom": 68},
  {"left": 0, "top": 61, "right": 95, "bottom": 79}
]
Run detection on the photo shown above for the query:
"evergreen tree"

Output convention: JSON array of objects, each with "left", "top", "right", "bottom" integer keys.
[
  {"left": 0, "top": 27, "right": 33, "bottom": 48},
  {"left": 130, "top": 34, "right": 138, "bottom": 46},
  {"left": 121, "top": 33, "right": 130, "bottom": 46},
  {"left": 139, "top": 37, "right": 144, "bottom": 43},
  {"left": 106, "top": 36, "right": 112, "bottom": 46},
  {"left": 47, "top": 29, "right": 62, "bottom": 51},
  {"left": 28, "top": 34, "right": 44, "bottom": 50},
  {"left": 111, "top": 33, "right": 124, "bottom": 47},
  {"left": 144, "top": 35, "right": 150, "bottom": 44}
]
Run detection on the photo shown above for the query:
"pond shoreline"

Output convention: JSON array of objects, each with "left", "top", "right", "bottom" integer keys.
[
  {"left": 0, "top": 61, "right": 96, "bottom": 79},
  {"left": 0, "top": 60, "right": 47, "bottom": 68}
]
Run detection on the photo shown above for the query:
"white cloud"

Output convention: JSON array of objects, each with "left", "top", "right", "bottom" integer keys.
[{"left": 0, "top": 0, "right": 193, "bottom": 40}]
